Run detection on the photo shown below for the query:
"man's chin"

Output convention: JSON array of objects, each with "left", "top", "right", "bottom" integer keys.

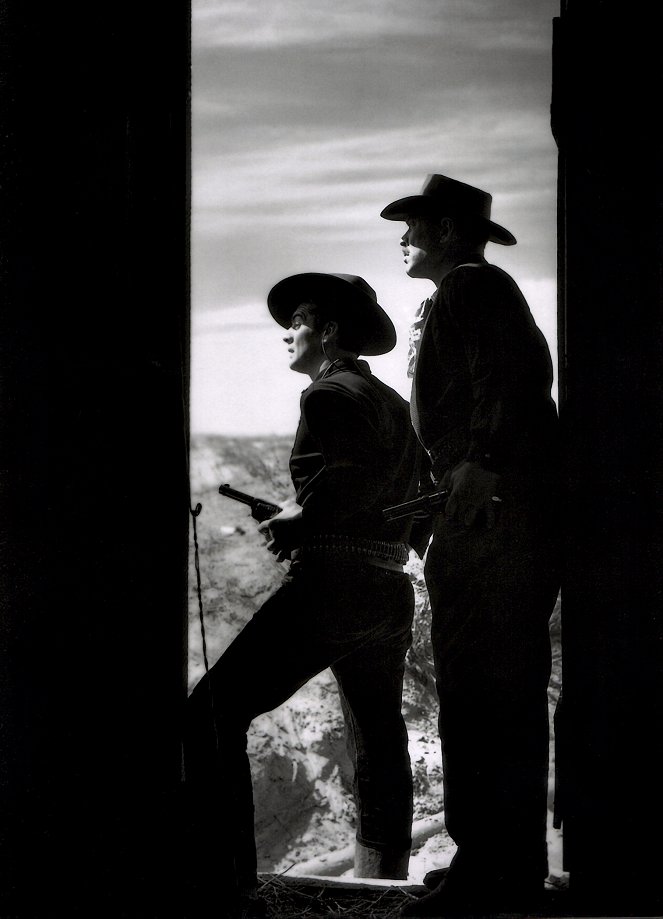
[{"left": 406, "top": 264, "right": 433, "bottom": 281}]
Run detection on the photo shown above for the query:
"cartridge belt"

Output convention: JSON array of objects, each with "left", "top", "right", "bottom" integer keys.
[{"left": 299, "top": 534, "right": 409, "bottom": 566}]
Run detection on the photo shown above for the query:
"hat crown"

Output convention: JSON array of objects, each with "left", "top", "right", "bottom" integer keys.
[
  {"left": 380, "top": 173, "right": 517, "bottom": 246},
  {"left": 420, "top": 174, "right": 492, "bottom": 220},
  {"left": 331, "top": 273, "right": 377, "bottom": 304}
]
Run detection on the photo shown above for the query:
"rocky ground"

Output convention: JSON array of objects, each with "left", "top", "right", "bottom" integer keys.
[{"left": 188, "top": 434, "right": 564, "bottom": 885}]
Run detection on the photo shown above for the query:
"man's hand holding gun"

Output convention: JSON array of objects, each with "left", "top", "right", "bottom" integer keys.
[
  {"left": 257, "top": 500, "right": 303, "bottom": 563},
  {"left": 218, "top": 484, "right": 301, "bottom": 563},
  {"left": 382, "top": 489, "right": 450, "bottom": 522}
]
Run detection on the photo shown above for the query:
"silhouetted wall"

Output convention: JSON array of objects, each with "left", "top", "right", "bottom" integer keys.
[
  {"left": 1, "top": 2, "right": 191, "bottom": 914},
  {"left": 554, "top": 1, "right": 663, "bottom": 911}
]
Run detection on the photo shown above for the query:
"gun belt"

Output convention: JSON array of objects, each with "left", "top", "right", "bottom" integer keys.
[{"left": 300, "top": 535, "right": 409, "bottom": 566}]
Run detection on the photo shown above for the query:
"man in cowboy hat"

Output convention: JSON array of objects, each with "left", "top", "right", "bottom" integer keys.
[
  {"left": 380, "top": 176, "right": 561, "bottom": 916},
  {"left": 185, "top": 272, "right": 420, "bottom": 918}
]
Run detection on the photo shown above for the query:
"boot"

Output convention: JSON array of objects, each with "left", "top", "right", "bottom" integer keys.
[
  {"left": 399, "top": 875, "right": 545, "bottom": 917},
  {"left": 354, "top": 841, "right": 410, "bottom": 880}
]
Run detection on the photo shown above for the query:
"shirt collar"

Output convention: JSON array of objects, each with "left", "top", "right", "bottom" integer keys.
[{"left": 313, "top": 357, "right": 370, "bottom": 382}]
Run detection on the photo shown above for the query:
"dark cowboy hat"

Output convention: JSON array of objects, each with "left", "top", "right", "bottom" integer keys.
[
  {"left": 380, "top": 174, "right": 517, "bottom": 246},
  {"left": 267, "top": 272, "right": 396, "bottom": 356}
]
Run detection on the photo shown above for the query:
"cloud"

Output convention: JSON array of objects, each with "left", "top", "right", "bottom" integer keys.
[
  {"left": 193, "top": 112, "right": 555, "bottom": 223},
  {"left": 193, "top": 0, "right": 554, "bottom": 52},
  {"left": 192, "top": 0, "right": 557, "bottom": 157},
  {"left": 190, "top": 104, "right": 557, "bottom": 313},
  {"left": 190, "top": 0, "right": 560, "bottom": 431}
]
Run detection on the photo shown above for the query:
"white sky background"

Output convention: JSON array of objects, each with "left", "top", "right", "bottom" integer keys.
[{"left": 191, "top": 0, "right": 560, "bottom": 436}]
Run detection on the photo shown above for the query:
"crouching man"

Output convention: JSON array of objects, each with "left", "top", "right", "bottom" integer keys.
[{"left": 185, "top": 273, "right": 420, "bottom": 919}]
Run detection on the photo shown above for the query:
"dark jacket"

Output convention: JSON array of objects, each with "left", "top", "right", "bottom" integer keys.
[
  {"left": 412, "top": 261, "right": 559, "bottom": 488},
  {"left": 290, "top": 358, "right": 420, "bottom": 545}
]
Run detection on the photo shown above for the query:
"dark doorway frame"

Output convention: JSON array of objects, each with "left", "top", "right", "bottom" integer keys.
[
  {"left": 553, "top": 1, "right": 663, "bottom": 912},
  {"left": 1, "top": 1, "right": 193, "bottom": 913}
]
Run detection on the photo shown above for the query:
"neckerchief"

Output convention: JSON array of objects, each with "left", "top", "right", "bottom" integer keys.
[{"left": 407, "top": 295, "right": 436, "bottom": 379}]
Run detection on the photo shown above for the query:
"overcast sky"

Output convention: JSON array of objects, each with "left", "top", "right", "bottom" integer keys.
[{"left": 191, "top": 0, "right": 560, "bottom": 436}]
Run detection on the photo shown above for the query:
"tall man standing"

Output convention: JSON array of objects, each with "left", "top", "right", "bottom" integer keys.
[
  {"left": 381, "top": 175, "right": 561, "bottom": 917},
  {"left": 185, "top": 273, "right": 420, "bottom": 919}
]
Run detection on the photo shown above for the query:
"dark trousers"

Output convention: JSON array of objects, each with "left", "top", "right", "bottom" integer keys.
[
  {"left": 424, "top": 496, "right": 560, "bottom": 888},
  {"left": 184, "top": 559, "right": 414, "bottom": 894}
]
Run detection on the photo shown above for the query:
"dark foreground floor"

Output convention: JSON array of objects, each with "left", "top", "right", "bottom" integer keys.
[{"left": 255, "top": 874, "right": 661, "bottom": 919}]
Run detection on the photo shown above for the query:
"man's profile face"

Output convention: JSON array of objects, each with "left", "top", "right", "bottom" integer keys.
[
  {"left": 400, "top": 216, "right": 444, "bottom": 281},
  {"left": 283, "top": 302, "right": 324, "bottom": 375}
]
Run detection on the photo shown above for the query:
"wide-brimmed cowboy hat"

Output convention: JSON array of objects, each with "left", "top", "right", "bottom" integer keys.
[
  {"left": 380, "top": 174, "right": 517, "bottom": 246},
  {"left": 267, "top": 272, "right": 396, "bottom": 356}
]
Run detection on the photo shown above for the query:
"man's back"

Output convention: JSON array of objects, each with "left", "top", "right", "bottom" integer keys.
[
  {"left": 290, "top": 358, "right": 420, "bottom": 542},
  {"left": 413, "top": 262, "right": 558, "bottom": 483}
]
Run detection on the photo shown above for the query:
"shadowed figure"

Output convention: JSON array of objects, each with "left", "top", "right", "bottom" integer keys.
[
  {"left": 381, "top": 175, "right": 561, "bottom": 918},
  {"left": 184, "top": 273, "right": 421, "bottom": 919}
]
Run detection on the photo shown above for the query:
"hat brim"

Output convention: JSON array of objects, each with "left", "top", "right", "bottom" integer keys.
[
  {"left": 380, "top": 195, "right": 517, "bottom": 246},
  {"left": 267, "top": 273, "right": 396, "bottom": 356}
]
